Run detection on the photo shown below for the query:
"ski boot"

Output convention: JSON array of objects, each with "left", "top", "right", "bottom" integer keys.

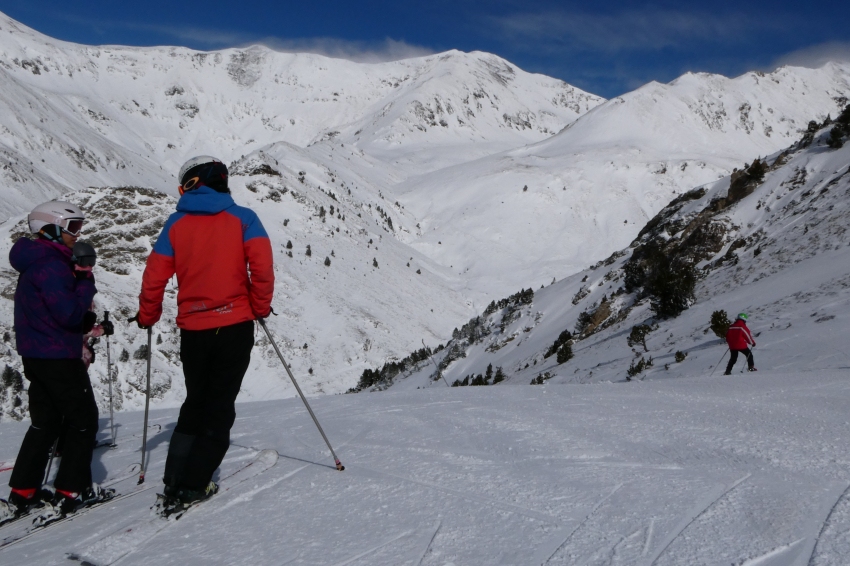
[
  {"left": 0, "top": 489, "right": 52, "bottom": 526},
  {"left": 748, "top": 367, "right": 758, "bottom": 372},
  {"left": 156, "top": 481, "right": 218, "bottom": 519},
  {"left": 32, "top": 484, "right": 115, "bottom": 528}
]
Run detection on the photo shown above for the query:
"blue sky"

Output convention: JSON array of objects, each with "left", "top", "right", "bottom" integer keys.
[{"left": 1, "top": 1, "right": 849, "bottom": 98}]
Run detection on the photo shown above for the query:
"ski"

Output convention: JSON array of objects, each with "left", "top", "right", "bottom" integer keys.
[
  {"left": 67, "top": 449, "right": 279, "bottom": 566},
  {"left": 0, "top": 463, "right": 150, "bottom": 549},
  {"left": 0, "top": 462, "right": 140, "bottom": 533},
  {"left": 0, "top": 462, "right": 13, "bottom": 474}
]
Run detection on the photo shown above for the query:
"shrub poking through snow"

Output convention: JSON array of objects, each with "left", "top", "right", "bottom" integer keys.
[
  {"left": 710, "top": 310, "right": 731, "bottom": 339},
  {"left": 626, "top": 356, "right": 653, "bottom": 380},
  {"left": 627, "top": 324, "right": 652, "bottom": 352}
]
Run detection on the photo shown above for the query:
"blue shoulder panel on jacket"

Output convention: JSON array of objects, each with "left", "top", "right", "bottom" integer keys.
[
  {"left": 152, "top": 212, "right": 186, "bottom": 257},
  {"left": 228, "top": 205, "right": 269, "bottom": 242}
]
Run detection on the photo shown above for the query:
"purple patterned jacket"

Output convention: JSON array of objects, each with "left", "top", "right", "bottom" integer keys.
[{"left": 10, "top": 238, "right": 96, "bottom": 359}]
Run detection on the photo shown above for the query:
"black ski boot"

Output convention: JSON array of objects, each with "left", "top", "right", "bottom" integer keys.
[
  {"left": 33, "top": 484, "right": 115, "bottom": 527},
  {"left": 156, "top": 481, "right": 218, "bottom": 518},
  {"left": 0, "top": 489, "right": 52, "bottom": 525}
]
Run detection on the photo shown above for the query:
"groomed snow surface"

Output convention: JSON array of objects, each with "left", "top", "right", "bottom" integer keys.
[{"left": 2, "top": 368, "right": 850, "bottom": 565}]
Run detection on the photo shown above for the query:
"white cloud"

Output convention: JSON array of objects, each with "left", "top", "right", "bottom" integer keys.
[
  {"left": 50, "top": 14, "right": 434, "bottom": 63},
  {"left": 252, "top": 37, "right": 434, "bottom": 63},
  {"left": 772, "top": 41, "right": 850, "bottom": 69}
]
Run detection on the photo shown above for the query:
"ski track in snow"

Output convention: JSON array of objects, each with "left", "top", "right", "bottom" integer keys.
[
  {"left": 803, "top": 482, "right": 850, "bottom": 566},
  {"left": 351, "top": 464, "right": 565, "bottom": 525},
  {"left": 330, "top": 529, "right": 415, "bottom": 566},
  {"left": 534, "top": 482, "right": 624, "bottom": 564},
  {"left": 2, "top": 375, "right": 850, "bottom": 564},
  {"left": 644, "top": 473, "right": 751, "bottom": 565},
  {"left": 410, "top": 520, "right": 441, "bottom": 566}
]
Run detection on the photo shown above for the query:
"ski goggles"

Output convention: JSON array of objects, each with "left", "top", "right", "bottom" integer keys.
[
  {"left": 179, "top": 175, "right": 201, "bottom": 193},
  {"left": 61, "top": 218, "right": 85, "bottom": 237}
]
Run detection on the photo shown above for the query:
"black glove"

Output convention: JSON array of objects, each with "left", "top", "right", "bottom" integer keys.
[
  {"left": 74, "top": 266, "right": 94, "bottom": 281},
  {"left": 101, "top": 319, "right": 115, "bottom": 336},
  {"left": 82, "top": 311, "right": 97, "bottom": 333},
  {"left": 128, "top": 312, "right": 150, "bottom": 330}
]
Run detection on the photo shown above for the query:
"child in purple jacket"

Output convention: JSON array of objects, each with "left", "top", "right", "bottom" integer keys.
[{"left": 0, "top": 201, "right": 113, "bottom": 525}]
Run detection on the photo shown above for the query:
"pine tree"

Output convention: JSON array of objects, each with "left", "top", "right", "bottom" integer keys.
[
  {"left": 828, "top": 126, "right": 845, "bottom": 149},
  {"left": 324, "top": 256, "right": 331, "bottom": 267},
  {"left": 556, "top": 342, "right": 573, "bottom": 364},
  {"left": 485, "top": 364, "right": 493, "bottom": 383},
  {"left": 627, "top": 324, "right": 652, "bottom": 352},
  {"left": 493, "top": 366, "right": 506, "bottom": 383},
  {"left": 306, "top": 245, "right": 312, "bottom": 257}
]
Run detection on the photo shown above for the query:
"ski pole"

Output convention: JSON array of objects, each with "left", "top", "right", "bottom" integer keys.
[
  {"left": 258, "top": 318, "right": 344, "bottom": 471},
  {"left": 138, "top": 327, "right": 152, "bottom": 484},
  {"left": 43, "top": 437, "right": 59, "bottom": 485},
  {"left": 422, "top": 339, "right": 450, "bottom": 387},
  {"left": 709, "top": 348, "right": 729, "bottom": 377},
  {"left": 104, "top": 311, "right": 116, "bottom": 447}
]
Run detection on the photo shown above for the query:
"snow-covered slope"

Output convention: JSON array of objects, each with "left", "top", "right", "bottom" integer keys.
[
  {"left": 391, "top": 65, "right": 850, "bottom": 298},
  {"left": 3, "top": 369, "right": 850, "bottom": 564},
  {"left": 0, "top": 163, "right": 476, "bottom": 417},
  {"left": 2, "top": 9, "right": 850, "bottom": 414},
  {"left": 375, "top": 115, "right": 850, "bottom": 391}
]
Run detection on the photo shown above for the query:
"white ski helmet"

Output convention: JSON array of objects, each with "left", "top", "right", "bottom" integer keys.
[
  {"left": 28, "top": 201, "right": 85, "bottom": 238},
  {"left": 178, "top": 155, "right": 228, "bottom": 194}
]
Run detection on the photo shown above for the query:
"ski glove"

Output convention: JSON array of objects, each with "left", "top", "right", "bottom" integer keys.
[
  {"left": 82, "top": 311, "right": 97, "bottom": 334},
  {"left": 128, "top": 312, "right": 150, "bottom": 330},
  {"left": 101, "top": 320, "right": 115, "bottom": 336},
  {"left": 74, "top": 264, "right": 93, "bottom": 281}
]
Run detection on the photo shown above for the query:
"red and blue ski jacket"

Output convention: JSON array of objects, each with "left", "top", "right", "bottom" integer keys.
[
  {"left": 725, "top": 319, "right": 755, "bottom": 350},
  {"left": 10, "top": 238, "right": 97, "bottom": 359},
  {"left": 138, "top": 186, "right": 274, "bottom": 330}
]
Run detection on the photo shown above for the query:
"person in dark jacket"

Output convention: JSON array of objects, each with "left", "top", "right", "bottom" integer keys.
[
  {"left": 725, "top": 312, "right": 757, "bottom": 375},
  {"left": 136, "top": 156, "right": 274, "bottom": 514},
  {"left": 0, "top": 201, "right": 113, "bottom": 525}
]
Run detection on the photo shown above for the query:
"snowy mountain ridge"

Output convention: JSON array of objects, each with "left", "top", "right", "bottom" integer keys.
[
  {"left": 0, "top": 11, "right": 849, "bottom": 415},
  {"left": 0, "top": 10, "right": 601, "bottom": 219}
]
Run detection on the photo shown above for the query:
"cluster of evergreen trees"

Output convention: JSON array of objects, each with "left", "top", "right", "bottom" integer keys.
[
  {"left": 543, "top": 329, "right": 574, "bottom": 364},
  {"left": 623, "top": 240, "right": 697, "bottom": 318},
  {"left": 826, "top": 104, "right": 850, "bottom": 149},
  {"left": 483, "top": 288, "right": 534, "bottom": 316},
  {"left": 348, "top": 344, "right": 443, "bottom": 392},
  {"left": 451, "top": 363, "right": 505, "bottom": 387}
]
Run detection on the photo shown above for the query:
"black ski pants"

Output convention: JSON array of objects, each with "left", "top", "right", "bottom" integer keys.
[
  {"left": 725, "top": 348, "right": 755, "bottom": 374},
  {"left": 165, "top": 320, "right": 254, "bottom": 491},
  {"left": 10, "top": 358, "right": 98, "bottom": 493}
]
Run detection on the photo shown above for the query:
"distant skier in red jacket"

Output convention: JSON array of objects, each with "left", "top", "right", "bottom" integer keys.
[
  {"left": 725, "top": 313, "right": 757, "bottom": 375},
  {"left": 135, "top": 156, "right": 274, "bottom": 514}
]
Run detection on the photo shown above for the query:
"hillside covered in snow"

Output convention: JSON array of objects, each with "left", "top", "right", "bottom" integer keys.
[
  {"left": 0, "top": 8, "right": 849, "bottom": 416},
  {"left": 367, "top": 110, "right": 850, "bottom": 392}
]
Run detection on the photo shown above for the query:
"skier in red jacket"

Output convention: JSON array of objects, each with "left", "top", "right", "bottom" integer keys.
[
  {"left": 135, "top": 156, "right": 274, "bottom": 514},
  {"left": 724, "top": 313, "right": 757, "bottom": 375}
]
